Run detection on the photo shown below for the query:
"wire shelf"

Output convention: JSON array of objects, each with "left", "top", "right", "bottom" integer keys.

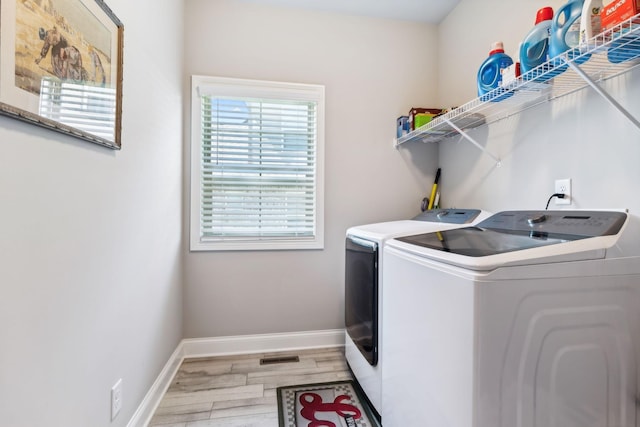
[{"left": 396, "top": 13, "right": 640, "bottom": 147}]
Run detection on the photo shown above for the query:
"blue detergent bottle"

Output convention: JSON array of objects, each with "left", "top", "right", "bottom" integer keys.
[
  {"left": 477, "top": 41, "right": 514, "bottom": 102},
  {"left": 520, "top": 7, "right": 554, "bottom": 81},
  {"left": 548, "top": 0, "right": 590, "bottom": 74}
]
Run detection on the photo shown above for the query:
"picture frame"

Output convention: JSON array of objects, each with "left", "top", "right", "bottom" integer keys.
[{"left": 0, "top": 0, "right": 123, "bottom": 149}]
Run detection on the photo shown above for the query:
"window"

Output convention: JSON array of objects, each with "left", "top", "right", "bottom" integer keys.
[{"left": 190, "top": 76, "right": 325, "bottom": 251}]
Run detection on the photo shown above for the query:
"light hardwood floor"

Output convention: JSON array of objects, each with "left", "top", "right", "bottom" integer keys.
[{"left": 149, "top": 347, "right": 352, "bottom": 426}]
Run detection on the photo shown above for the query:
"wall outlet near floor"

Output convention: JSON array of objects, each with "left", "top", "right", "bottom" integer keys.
[
  {"left": 555, "top": 178, "right": 572, "bottom": 205},
  {"left": 111, "top": 378, "right": 123, "bottom": 420}
]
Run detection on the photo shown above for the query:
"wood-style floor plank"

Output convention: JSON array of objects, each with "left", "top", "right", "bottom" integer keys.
[{"left": 148, "top": 347, "right": 351, "bottom": 426}]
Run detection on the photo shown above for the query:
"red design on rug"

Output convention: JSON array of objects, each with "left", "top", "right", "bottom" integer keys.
[{"left": 299, "top": 392, "right": 362, "bottom": 427}]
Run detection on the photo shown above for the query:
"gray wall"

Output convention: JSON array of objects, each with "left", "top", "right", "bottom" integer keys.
[
  {"left": 183, "top": 0, "right": 440, "bottom": 338},
  {"left": 0, "top": 0, "right": 184, "bottom": 425},
  {"left": 436, "top": 0, "right": 640, "bottom": 221}
]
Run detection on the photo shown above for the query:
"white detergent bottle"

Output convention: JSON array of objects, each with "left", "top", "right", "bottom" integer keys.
[{"left": 579, "top": 0, "right": 603, "bottom": 51}]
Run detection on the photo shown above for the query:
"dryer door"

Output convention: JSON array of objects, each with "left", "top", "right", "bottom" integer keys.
[{"left": 345, "top": 236, "right": 378, "bottom": 366}]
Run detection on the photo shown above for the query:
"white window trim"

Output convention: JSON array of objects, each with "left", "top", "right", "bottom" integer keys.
[{"left": 189, "top": 75, "right": 325, "bottom": 251}]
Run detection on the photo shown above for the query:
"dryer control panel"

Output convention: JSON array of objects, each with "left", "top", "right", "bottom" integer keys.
[{"left": 413, "top": 209, "right": 482, "bottom": 224}]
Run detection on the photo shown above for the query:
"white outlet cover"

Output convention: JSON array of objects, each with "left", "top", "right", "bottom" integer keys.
[
  {"left": 554, "top": 178, "right": 571, "bottom": 205},
  {"left": 111, "top": 378, "right": 123, "bottom": 420}
]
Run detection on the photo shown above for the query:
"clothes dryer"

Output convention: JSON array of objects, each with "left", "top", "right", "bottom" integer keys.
[
  {"left": 344, "top": 208, "right": 491, "bottom": 417},
  {"left": 382, "top": 210, "right": 640, "bottom": 427}
]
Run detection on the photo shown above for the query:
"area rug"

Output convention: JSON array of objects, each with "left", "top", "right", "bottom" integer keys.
[{"left": 277, "top": 380, "right": 381, "bottom": 427}]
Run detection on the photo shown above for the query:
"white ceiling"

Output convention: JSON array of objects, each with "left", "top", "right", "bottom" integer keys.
[{"left": 236, "top": 0, "right": 462, "bottom": 24}]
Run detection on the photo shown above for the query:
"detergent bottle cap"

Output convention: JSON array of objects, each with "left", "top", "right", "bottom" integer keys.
[
  {"left": 489, "top": 41, "right": 505, "bottom": 55},
  {"left": 535, "top": 6, "right": 554, "bottom": 24}
]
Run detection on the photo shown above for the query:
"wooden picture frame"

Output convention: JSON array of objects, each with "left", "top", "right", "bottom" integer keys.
[{"left": 0, "top": 0, "right": 123, "bottom": 149}]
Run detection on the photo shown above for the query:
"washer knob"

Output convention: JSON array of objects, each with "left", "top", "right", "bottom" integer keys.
[
  {"left": 437, "top": 211, "right": 449, "bottom": 218},
  {"left": 527, "top": 214, "right": 547, "bottom": 226}
]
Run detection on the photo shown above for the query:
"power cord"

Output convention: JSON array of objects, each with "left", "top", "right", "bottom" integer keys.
[{"left": 545, "top": 193, "right": 565, "bottom": 210}]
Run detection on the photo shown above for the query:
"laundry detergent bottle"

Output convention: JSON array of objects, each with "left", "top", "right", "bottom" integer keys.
[
  {"left": 520, "top": 7, "right": 554, "bottom": 79},
  {"left": 477, "top": 41, "right": 514, "bottom": 102},
  {"left": 549, "top": 0, "right": 590, "bottom": 70}
]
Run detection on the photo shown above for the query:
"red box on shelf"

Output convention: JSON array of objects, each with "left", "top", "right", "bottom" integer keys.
[{"left": 601, "top": 0, "right": 640, "bottom": 31}]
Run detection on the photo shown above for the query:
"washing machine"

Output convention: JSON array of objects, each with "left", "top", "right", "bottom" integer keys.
[
  {"left": 382, "top": 209, "right": 640, "bottom": 427},
  {"left": 344, "top": 208, "right": 491, "bottom": 418}
]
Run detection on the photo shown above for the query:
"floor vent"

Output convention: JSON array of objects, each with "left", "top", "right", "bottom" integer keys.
[{"left": 260, "top": 355, "right": 300, "bottom": 365}]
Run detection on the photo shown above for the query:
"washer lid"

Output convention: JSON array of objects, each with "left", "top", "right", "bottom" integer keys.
[
  {"left": 397, "top": 226, "right": 584, "bottom": 258},
  {"left": 392, "top": 210, "right": 628, "bottom": 270}
]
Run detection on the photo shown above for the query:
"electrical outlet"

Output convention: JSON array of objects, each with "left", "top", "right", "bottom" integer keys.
[
  {"left": 111, "top": 379, "right": 123, "bottom": 420},
  {"left": 554, "top": 178, "right": 572, "bottom": 205}
]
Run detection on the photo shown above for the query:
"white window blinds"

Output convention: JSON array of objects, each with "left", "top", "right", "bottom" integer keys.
[{"left": 191, "top": 76, "right": 325, "bottom": 251}]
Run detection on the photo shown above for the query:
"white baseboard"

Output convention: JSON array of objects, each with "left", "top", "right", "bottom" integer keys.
[
  {"left": 182, "top": 328, "right": 345, "bottom": 358},
  {"left": 126, "top": 343, "right": 186, "bottom": 427},
  {"left": 127, "top": 329, "right": 345, "bottom": 427}
]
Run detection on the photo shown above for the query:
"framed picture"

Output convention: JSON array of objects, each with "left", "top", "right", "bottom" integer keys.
[{"left": 0, "top": 0, "right": 123, "bottom": 149}]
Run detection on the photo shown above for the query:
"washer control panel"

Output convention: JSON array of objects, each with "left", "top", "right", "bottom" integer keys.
[{"left": 478, "top": 210, "right": 627, "bottom": 237}]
